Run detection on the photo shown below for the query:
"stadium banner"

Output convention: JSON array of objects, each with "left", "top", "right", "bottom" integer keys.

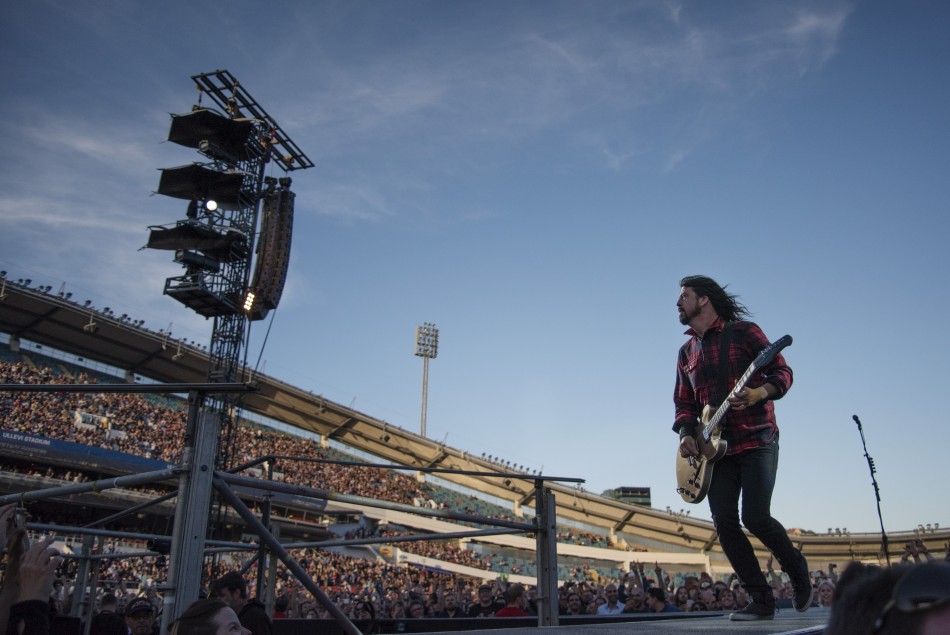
[{"left": 0, "top": 430, "right": 173, "bottom": 475}]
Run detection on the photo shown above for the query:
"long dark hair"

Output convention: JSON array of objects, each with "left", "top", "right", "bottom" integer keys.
[
  {"left": 170, "top": 598, "right": 229, "bottom": 635},
  {"left": 680, "top": 275, "right": 750, "bottom": 322}
]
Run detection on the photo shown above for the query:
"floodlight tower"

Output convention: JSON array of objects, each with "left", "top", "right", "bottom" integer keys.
[
  {"left": 146, "top": 70, "right": 312, "bottom": 629},
  {"left": 414, "top": 322, "right": 438, "bottom": 437}
]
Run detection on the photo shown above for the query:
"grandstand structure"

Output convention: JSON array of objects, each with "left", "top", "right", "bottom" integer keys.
[{"left": 4, "top": 281, "right": 947, "bottom": 573}]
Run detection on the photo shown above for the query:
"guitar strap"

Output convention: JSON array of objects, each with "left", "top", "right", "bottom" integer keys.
[{"left": 716, "top": 321, "right": 734, "bottom": 409}]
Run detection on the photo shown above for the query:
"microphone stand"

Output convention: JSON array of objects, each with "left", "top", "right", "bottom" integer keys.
[{"left": 853, "top": 415, "right": 889, "bottom": 564}]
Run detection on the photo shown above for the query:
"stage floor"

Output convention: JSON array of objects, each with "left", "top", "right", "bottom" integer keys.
[{"left": 426, "top": 607, "right": 829, "bottom": 635}]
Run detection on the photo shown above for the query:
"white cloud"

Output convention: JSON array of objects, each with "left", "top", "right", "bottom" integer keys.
[
  {"left": 306, "top": 183, "right": 395, "bottom": 223},
  {"left": 785, "top": 9, "right": 850, "bottom": 68}
]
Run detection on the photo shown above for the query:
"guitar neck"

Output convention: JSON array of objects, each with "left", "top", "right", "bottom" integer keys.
[{"left": 702, "top": 363, "right": 758, "bottom": 440}]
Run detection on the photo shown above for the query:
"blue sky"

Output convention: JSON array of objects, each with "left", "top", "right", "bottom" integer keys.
[{"left": 2, "top": 1, "right": 948, "bottom": 536}]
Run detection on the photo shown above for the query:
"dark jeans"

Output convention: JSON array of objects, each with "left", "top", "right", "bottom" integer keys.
[{"left": 707, "top": 439, "right": 800, "bottom": 595}]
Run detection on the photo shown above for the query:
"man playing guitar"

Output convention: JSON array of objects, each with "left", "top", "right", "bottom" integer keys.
[{"left": 673, "top": 275, "right": 810, "bottom": 621}]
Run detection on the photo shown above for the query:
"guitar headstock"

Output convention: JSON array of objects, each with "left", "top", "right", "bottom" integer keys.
[{"left": 754, "top": 334, "right": 792, "bottom": 368}]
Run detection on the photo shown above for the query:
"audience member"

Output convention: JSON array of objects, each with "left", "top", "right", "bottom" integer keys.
[
  {"left": 493, "top": 584, "right": 529, "bottom": 617},
  {"left": 622, "top": 586, "right": 648, "bottom": 613},
  {"left": 0, "top": 510, "right": 61, "bottom": 635},
  {"left": 671, "top": 586, "right": 689, "bottom": 611},
  {"left": 272, "top": 594, "right": 290, "bottom": 619},
  {"left": 125, "top": 596, "right": 158, "bottom": 635},
  {"left": 645, "top": 587, "right": 681, "bottom": 613},
  {"left": 825, "top": 561, "right": 950, "bottom": 635},
  {"left": 563, "top": 592, "right": 585, "bottom": 615},
  {"left": 211, "top": 572, "right": 272, "bottom": 635},
  {"left": 171, "top": 597, "right": 251, "bottom": 635},
  {"left": 434, "top": 592, "right": 463, "bottom": 618},
  {"left": 467, "top": 583, "right": 504, "bottom": 617},
  {"left": 595, "top": 583, "right": 624, "bottom": 615},
  {"left": 407, "top": 600, "right": 426, "bottom": 618},
  {"left": 90, "top": 592, "right": 126, "bottom": 635},
  {"left": 817, "top": 580, "right": 836, "bottom": 607}
]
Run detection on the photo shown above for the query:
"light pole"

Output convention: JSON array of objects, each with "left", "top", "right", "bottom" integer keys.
[{"left": 414, "top": 322, "right": 438, "bottom": 437}]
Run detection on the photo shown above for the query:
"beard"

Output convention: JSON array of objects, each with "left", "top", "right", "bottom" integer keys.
[{"left": 678, "top": 304, "right": 700, "bottom": 325}]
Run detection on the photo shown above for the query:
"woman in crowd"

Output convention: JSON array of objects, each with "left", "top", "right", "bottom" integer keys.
[
  {"left": 817, "top": 580, "right": 836, "bottom": 607},
  {"left": 171, "top": 598, "right": 250, "bottom": 635},
  {"left": 672, "top": 586, "right": 690, "bottom": 611}
]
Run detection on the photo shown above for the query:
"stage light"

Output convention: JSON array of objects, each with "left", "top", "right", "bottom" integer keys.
[
  {"left": 164, "top": 273, "right": 237, "bottom": 317},
  {"left": 148, "top": 222, "right": 247, "bottom": 260},
  {"left": 198, "top": 139, "right": 241, "bottom": 165},
  {"left": 168, "top": 109, "right": 254, "bottom": 163},
  {"left": 158, "top": 164, "right": 245, "bottom": 209},
  {"left": 243, "top": 291, "right": 256, "bottom": 312}
]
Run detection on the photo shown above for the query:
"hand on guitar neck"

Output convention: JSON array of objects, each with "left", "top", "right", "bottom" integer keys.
[
  {"left": 679, "top": 384, "right": 773, "bottom": 458},
  {"left": 727, "top": 385, "right": 771, "bottom": 411}
]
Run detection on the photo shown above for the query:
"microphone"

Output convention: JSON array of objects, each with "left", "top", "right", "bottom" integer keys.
[{"left": 850, "top": 413, "right": 889, "bottom": 563}]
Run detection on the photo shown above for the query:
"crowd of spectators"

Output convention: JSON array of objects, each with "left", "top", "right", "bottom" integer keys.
[{"left": 1, "top": 357, "right": 636, "bottom": 553}]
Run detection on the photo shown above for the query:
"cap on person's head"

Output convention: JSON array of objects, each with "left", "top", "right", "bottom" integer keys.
[
  {"left": 125, "top": 597, "right": 155, "bottom": 616},
  {"left": 478, "top": 584, "right": 492, "bottom": 592}
]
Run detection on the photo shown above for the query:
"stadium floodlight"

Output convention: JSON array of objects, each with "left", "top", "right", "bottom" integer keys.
[
  {"left": 414, "top": 322, "right": 439, "bottom": 438},
  {"left": 415, "top": 322, "right": 439, "bottom": 359}
]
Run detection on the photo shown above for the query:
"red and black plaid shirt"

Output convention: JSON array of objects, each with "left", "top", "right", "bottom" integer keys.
[{"left": 673, "top": 318, "right": 792, "bottom": 456}]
